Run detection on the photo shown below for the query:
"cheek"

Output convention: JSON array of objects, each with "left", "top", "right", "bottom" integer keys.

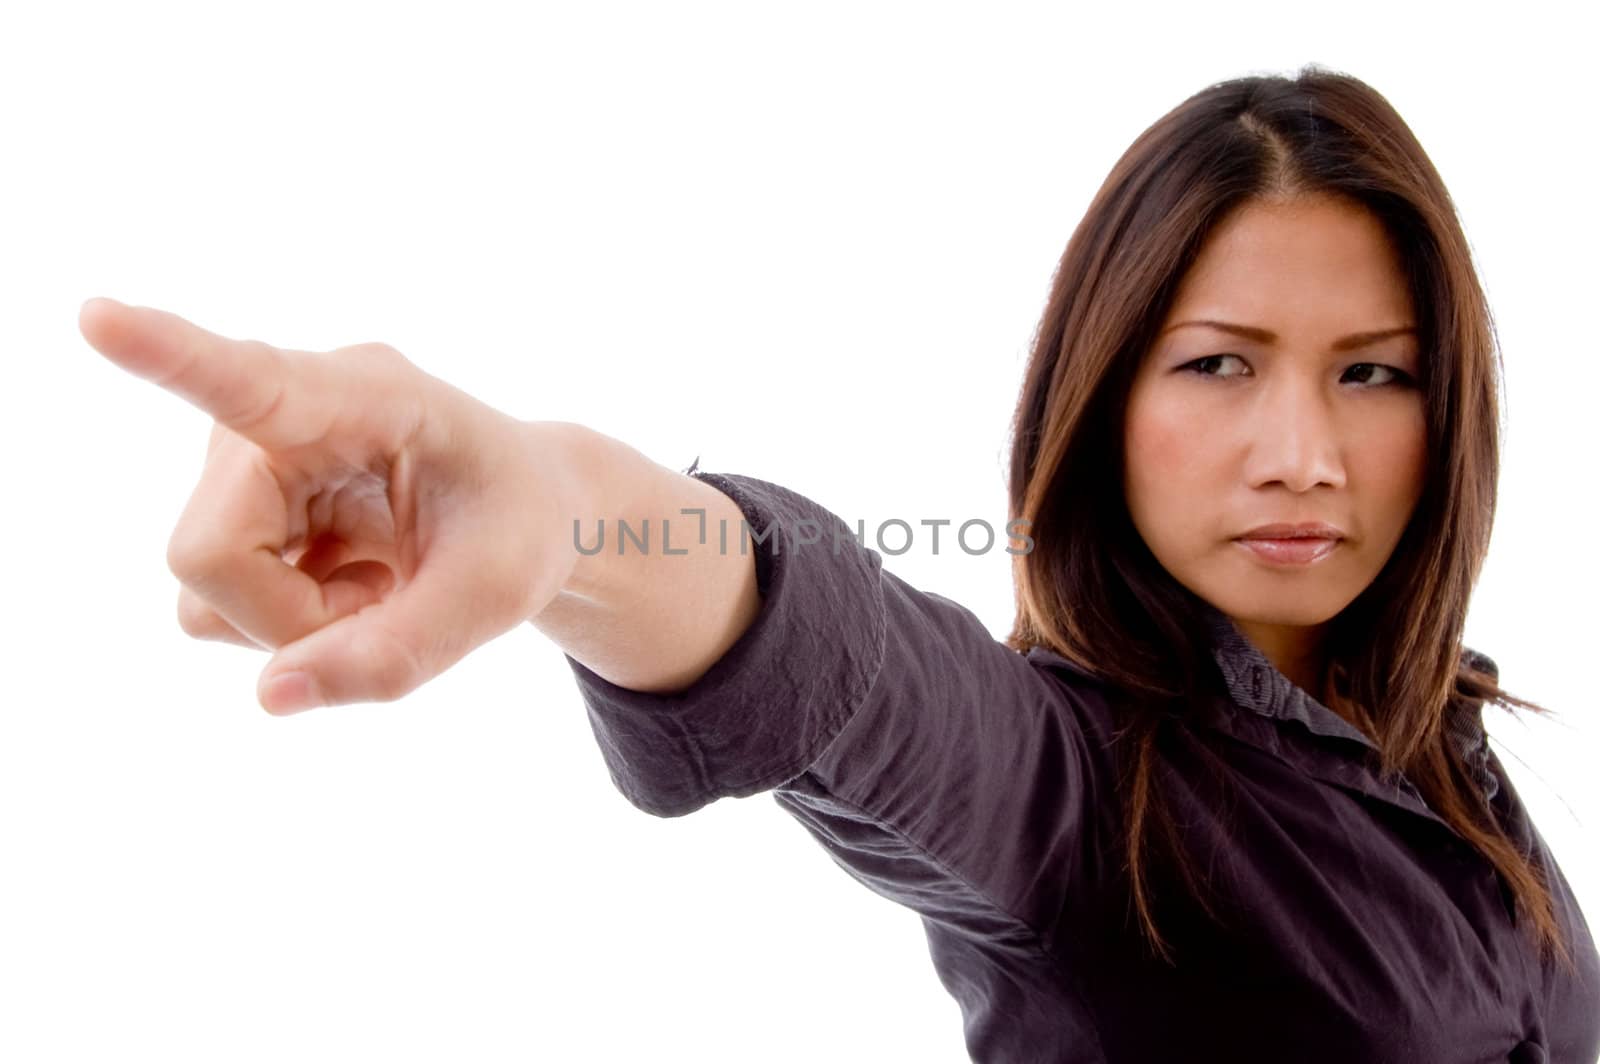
[
  {"left": 1123, "top": 391, "right": 1211, "bottom": 532},
  {"left": 1126, "top": 392, "right": 1208, "bottom": 485},
  {"left": 1356, "top": 406, "right": 1428, "bottom": 521}
]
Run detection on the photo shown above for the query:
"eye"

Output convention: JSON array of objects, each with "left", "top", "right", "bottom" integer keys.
[
  {"left": 1178, "top": 354, "right": 1249, "bottom": 378},
  {"left": 1177, "top": 355, "right": 1417, "bottom": 388},
  {"left": 1343, "top": 363, "right": 1415, "bottom": 387}
]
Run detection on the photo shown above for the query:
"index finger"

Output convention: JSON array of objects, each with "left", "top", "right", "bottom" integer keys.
[{"left": 78, "top": 297, "right": 335, "bottom": 452}]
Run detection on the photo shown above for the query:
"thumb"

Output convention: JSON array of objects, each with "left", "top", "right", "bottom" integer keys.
[{"left": 256, "top": 545, "right": 514, "bottom": 715}]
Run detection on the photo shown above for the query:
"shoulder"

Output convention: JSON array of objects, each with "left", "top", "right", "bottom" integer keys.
[
  {"left": 1018, "top": 644, "right": 1125, "bottom": 737},
  {"left": 1460, "top": 645, "right": 1500, "bottom": 682},
  {"left": 1023, "top": 643, "right": 1108, "bottom": 687}
]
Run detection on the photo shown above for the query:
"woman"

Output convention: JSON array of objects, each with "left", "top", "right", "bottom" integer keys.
[{"left": 82, "top": 65, "right": 1598, "bottom": 1062}]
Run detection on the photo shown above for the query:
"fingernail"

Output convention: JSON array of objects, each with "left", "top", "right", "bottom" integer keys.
[{"left": 265, "top": 670, "right": 323, "bottom": 715}]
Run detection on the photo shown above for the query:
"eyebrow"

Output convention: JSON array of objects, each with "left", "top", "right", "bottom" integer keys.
[{"left": 1162, "top": 320, "right": 1417, "bottom": 351}]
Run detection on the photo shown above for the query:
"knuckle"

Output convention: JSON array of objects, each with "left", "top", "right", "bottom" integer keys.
[
  {"left": 175, "top": 593, "right": 213, "bottom": 638},
  {"left": 340, "top": 341, "right": 405, "bottom": 370},
  {"left": 230, "top": 355, "right": 289, "bottom": 435},
  {"left": 368, "top": 343, "right": 419, "bottom": 384},
  {"left": 361, "top": 340, "right": 403, "bottom": 361},
  {"left": 166, "top": 527, "right": 229, "bottom": 585}
]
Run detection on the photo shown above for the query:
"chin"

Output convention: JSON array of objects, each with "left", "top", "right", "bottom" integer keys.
[
  {"left": 1198, "top": 581, "right": 1356, "bottom": 630},
  {"left": 1228, "top": 603, "right": 1342, "bottom": 629}
]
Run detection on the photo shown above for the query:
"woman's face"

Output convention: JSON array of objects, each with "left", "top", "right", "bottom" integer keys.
[{"left": 1122, "top": 194, "right": 1427, "bottom": 680}]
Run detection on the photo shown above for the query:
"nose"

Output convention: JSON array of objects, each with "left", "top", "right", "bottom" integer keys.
[{"left": 1241, "top": 371, "right": 1347, "bottom": 493}]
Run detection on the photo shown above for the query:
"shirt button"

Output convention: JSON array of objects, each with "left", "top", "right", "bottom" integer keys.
[{"left": 1508, "top": 1039, "right": 1547, "bottom": 1064}]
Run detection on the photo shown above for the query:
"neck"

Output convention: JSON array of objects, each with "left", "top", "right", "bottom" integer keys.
[{"left": 1231, "top": 617, "right": 1329, "bottom": 697}]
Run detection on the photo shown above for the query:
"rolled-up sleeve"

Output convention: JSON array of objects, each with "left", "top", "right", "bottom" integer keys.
[
  {"left": 562, "top": 468, "right": 1111, "bottom": 932},
  {"left": 562, "top": 468, "right": 887, "bottom": 818}
]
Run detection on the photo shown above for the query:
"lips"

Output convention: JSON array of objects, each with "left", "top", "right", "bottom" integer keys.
[
  {"left": 1233, "top": 535, "right": 1341, "bottom": 566},
  {"left": 1237, "top": 522, "right": 1346, "bottom": 540}
]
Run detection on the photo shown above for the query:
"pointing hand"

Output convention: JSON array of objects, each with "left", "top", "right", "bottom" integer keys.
[{"left": 80, "top": 298, "right": 582, "bottom": 715}]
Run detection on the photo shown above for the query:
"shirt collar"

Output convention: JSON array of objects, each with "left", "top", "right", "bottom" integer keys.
[
  {"left": 1196, "top": 598, "right": 1499, "bottom": 802},
  {"left": 1023, "top": 606, "right": 1501, "bottom": 804}
]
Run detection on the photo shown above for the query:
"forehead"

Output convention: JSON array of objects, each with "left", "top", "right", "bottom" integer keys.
[{"left": 1164, "top": 196, "right": 1414, "bottom": 330}]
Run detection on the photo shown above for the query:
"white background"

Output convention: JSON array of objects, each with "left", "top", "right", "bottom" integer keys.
[{"left": 3, "top": 2, "right": 1595, "bottom": 1061}]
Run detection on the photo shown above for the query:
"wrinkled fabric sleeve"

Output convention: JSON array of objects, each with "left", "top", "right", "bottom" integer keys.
[
  {"left": 562, "top": 468, "right": 886, "bottom": 818},
  {"left": 561, "top": 468, "right": 1112, "bottom": 931}
]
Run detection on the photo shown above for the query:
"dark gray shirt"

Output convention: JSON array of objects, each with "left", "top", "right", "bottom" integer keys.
[{"left": 563, "top": 470, "right": 1600, "bottom": 1063}]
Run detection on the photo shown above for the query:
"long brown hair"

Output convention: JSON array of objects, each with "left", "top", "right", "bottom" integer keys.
[{"left": 1002, "top": 64, "right": 1573, "bottom": 970}]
